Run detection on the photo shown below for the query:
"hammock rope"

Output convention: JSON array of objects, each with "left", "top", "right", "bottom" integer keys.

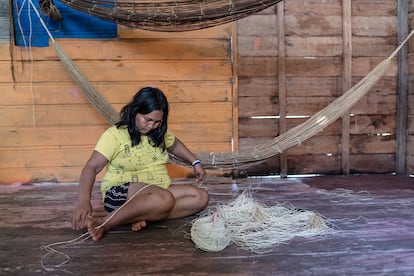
[
  {"left": 174, "top": 29, "right": 414, "bottom": 170},
  {"left": 29, "top": 0, "right": 414, "bottom": 171},
  {"left": 40, "top": 0, "right": 284, "bottom": 32}
]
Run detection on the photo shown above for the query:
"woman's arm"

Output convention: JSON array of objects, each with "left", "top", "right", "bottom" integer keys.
[
  {"left": 71, "top": 151, "right": 108, "bottom": 229},
  {"left": 168, "top": 138, "right": 207, "bottom": 182}
]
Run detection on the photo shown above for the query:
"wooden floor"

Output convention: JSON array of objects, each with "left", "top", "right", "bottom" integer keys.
[{"left": 1, "top": 174, "right": 414, "bottom": 275}]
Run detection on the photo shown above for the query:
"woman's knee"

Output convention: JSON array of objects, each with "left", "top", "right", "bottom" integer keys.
[
  {"left": 196, "top": 188, "right": 209, "bottom": 209},
  {"left": 149, "top": 189, "right": 175, "bottom": 214}
]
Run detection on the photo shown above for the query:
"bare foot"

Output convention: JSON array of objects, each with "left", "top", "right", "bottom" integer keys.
[
  {"left": 131, "top": 220, "right": 147, "bottom": 232},
  {"left": 86, "top": 215, "right": 108, "bottom": 241}
]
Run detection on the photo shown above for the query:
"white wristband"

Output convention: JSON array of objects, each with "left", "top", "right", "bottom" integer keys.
[{"left": 191, "top": 160, "right": 201, "bottom": 166}]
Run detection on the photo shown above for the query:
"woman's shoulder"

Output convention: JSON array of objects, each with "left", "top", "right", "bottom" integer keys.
[{"left": 100, "top": 125, "right": 129, "bottom": 140}]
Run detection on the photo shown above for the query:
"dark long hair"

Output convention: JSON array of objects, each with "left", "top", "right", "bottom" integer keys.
[{"left": 115, "top": 87, "right": 169, "bottom": 150}]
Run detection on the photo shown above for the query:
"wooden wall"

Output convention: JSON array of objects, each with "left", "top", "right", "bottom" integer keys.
[
  {"left": 0, "top": 0, "right": 8, "bottom": 43},
  {"left": 237, "top": 0, "right": 401, "bottom": 175},
  {"left": 1, "top": 0, "right": 413, "bottom": 184},
  {"left": 0, "top": 14, "right": 234, "bottom": 183},
  {"left": 409, "top": 0, "right": 414, "bottom": 175}
]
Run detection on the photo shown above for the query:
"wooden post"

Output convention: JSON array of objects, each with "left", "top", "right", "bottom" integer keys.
[
  {"left": 277, "top": 1, "right": 287, "bottom": 177},
  {"left": 341, "top": 0, "right": 352, "bottom": 175},
  {"left": 396, "top": 0, "right": 408, "bottom": 175}
]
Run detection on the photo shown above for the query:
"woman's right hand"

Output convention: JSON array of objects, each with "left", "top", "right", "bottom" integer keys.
[
  {"left": 71, "top": 201, "right": 92, "bottom": 230},
  {"left": 71, "top": 151, "right": 108, "bottom": 230}
]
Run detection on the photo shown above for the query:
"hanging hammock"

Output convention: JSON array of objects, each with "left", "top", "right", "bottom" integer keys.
[
  {"left": 53, "top": 30, "right": 414, "bottom": 170},
  {"left": 33, "top": 0, "right": 414, "bottom": 170},
  {"left": 40, "top": 0, "right": 284, "bottom": 32},
  {"left": 52, "top": 29, "right": 414, "bottom": 170}
]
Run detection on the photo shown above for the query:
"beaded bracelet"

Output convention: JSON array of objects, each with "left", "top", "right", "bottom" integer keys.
[{"left": 191, "top": 160, "right": 201, "bottom": 166}]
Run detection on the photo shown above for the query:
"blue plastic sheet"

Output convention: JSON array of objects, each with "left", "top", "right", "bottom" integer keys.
[{"left": 13, "top": 0, "right": 117, "bottom": 47}]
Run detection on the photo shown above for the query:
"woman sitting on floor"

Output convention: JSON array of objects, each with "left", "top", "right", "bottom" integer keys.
[{"left": 71, "top": 86, "right": 209, "bottom": 241}]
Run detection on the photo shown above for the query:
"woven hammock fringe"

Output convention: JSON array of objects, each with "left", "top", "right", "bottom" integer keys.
[
  {"left": 44, "top": 0, "right": 283, "bottom": 32},
  {"left": 53, "top": 43, "right": 119, "bottom": 125}
]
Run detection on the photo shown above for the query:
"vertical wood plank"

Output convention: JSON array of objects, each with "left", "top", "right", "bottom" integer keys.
[
  {"left": 232, "top": 23, "right": 239, "bottom": 154},
  {"left": 277, "top": 1, "right": 288, "bottom": 177},
  {"left": 396, "top": 0, "right": 408, "bottom": 174},
  {"left": 0, "top": 0, "right": 9, "bottom": 42},
  {"left": 341, "top": 0, "right": 352, "bottom": 174}
]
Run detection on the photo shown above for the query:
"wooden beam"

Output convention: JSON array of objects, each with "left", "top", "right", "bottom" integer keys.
[
  {"left": 396, "top": 0, "right": 408, "bottom": 175},
  {"left": 341, "top": 0, "right": 352, "bottom": 175},
  {"left": 277, "top": 1, "right": 287, "bottom": 177},
  {"left": 231, "top": 23, "right": 239, "bottom": 154}
]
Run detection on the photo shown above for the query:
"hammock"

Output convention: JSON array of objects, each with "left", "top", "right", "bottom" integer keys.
[
  {"left": 40, "top": 0, "right": 284, "bottom": 32},
  {"left": 52, "top": 29, "right": 414, "bottom": 170},
  {"left": 32, "top": 0, "right": 414, "bottom": 170}
]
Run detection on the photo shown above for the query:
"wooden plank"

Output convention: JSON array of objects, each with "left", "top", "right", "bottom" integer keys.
[
  {"left": 239, "top": 133, "right": 395, "bottom": 157},
  {"left": 352, "top": 57, "right": 397, "bottom": 77},
  {"left": 341, "top": 0, "right": 352, "bottom": 174},
  {"left": 286, "top": 57, "right": 342, "bottom": 77},
  {"left": 407, "top": 135, "right": 414, "bottom": 173},
  {"left": 350, "top": 134, "right": 396, "bottom": 154},
  {"left": 286, "top": 76, "right": 341, "bottom": 97},
  {"left": 0, "top": 147, "right": 93, "bottom": 168},
  {"left": 352, "top": 16, "right": 397, "bottom": 37},
  {"left": 240, "top": 57, "right": 348, "bottom": 78},
  {"left": 0, "top": 123, "right": 232, "bottom": 148},
  {"left": 352, "top": 1, "right": 397, "bottom": 16},
  {"left": 287, "top": 154, "right": 341, "bottom": 174},
  {"left": 238, "top": 96, "right": 278, "bottom": 117},
  {"left": 286, "top": 96, "right": 337, "bottom": 116},
  {"left": 353, "top": 37, "right": 397, "bottom": 57},
  {"left": 9, "top": 39, "right": 231, "bottom": 61},
  {"left": 237, "top": 14, "right": 278, "bottom": 37},
  {"left": 118, "top": 24, "right": 232, "bottom": 39},
  {"left": 286, "top": 134, "right": 341, "bottom": 155},
  {"left": 352, "top": 94, "right": 396, "bottom": 115},
  {"left": 0, "top": 0, "right": 8, "bottom": 42},
  {"left": 0, "top": 126, "right": 106, "bottom": 147},
  {"left": 350, "top": 154, "right": 395, "bottom": 173},
  {"left": 3, "top": 175, "right": 414, "bottom": 274},
  {"left": 239, "top": 114, "right": 396, "bottom": 142},
  {"left": 238, "top": 135, "right": 341, "bottom": 156},
  {"left": 237, "top": 56, "right": 278, "bottom": 77},
  {"left": 238, "top": 77, "right": 278, "bottom": 97},
  {"left": 396, "top": 0, "right": 409, "bottom": 174},
  {"left": 237, "top": 36, "right": 278, "bottom": 57},
  {"left": 0, "top": 140, "right": 232, "bottom": 168},
  {"left": 0, "top": 81, "right": 232, "bottom": 105},
  {"left": 286, "top": 36, "right": 343, "bottom": 57},
  {"left": 0, "top": 102, "right": 232, "bottom": 126},
  {"left": 0, "top": 42, "right": 11, "bottom": 59},
  {"left": 277, "top": 1, "right": 287, "bottom": 176},
  {"left": 349, "top": 114, "right": 396, "bottom": 134},
  {"left": 281, "top": 94, "right": 396, "bottom": 117},
  {"left": 287, "top": 153, "right": 396, "bottom": 174},
  {"left": 238, "top": 118, "right": 278, "bottom": 138},
  {"left": 286, "top": 75, "right": 396, "bottom": 97},
  {"left": 285, "top": 0, "right": 342, "bottom": 17},
  {"left": 409, "top": 115, "right": 414, "bottom": 135},
  {"left": 0, "top": 60, "right": 232, "bottom": 83},
  {"left": 231, "top": 23, "right": 239, "bottom": 152},
  {"left": 284, "top": 15, "right": 342, "bottom": 36},
  {"left": 0, "top": 167, "right": 86, "bottom": 184}
]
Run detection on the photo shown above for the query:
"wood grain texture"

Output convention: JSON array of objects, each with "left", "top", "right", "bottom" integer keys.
[
  {"left": 1, "top": 175, "right": 414, "bottom": 274},
  {"left": 1, "top": 23, "right": 234, "bottom": 183}
]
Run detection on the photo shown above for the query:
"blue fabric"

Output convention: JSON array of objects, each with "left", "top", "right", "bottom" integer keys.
[{"left": 13, "top": 0, "right": 117, "bottom": 47}]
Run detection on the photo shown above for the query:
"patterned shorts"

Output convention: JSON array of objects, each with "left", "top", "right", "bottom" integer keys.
[{"left": 103, "top": 183, "right": 130, "bottom": 212}]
